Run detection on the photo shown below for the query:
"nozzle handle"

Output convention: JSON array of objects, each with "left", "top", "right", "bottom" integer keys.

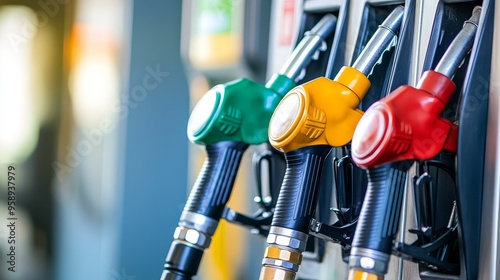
[
  {"left": 162, "top": 141, "right": 248, "bottom": 279},
  {"left": 434, "top": 6, "right": 481, "bottom": 78},
  {"left": 271, "top": 145, "right": 332, "bottom": 231},
  {"left": 260, "top": 145, "right": 331, "bottom": 280},
  {"left": 352, "top": 6, "right": 404, "bottom": 76},
  {"left": 349, "top": 161, "right": 411, "bottom": 276},
  {"left": 183, "top": 141, "right": 249, "bottom": 218},
  {"left": 279, "top": 14, "right": 337, "bottom": 81}
]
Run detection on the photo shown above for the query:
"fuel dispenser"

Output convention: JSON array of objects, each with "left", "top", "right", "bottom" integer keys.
[
  {"left": 165, "top": 1, "right": 498, "bottom": 279},
  {"left": 348, "top": 6, "right": 483, "bottom": 280}
]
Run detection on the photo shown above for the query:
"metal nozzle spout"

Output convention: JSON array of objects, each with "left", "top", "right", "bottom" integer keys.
[
  {"left": 279, "top": 14, "right": 337, "bottom": 81},
  {"left": 434, "top": 6, "right": 481, "bottom": 78},
  {"left": 351, "top": 6, "right": 404, "bottom": 76},
  {"left": 309, "top": 13, "right": 338, "bottom": 39}
]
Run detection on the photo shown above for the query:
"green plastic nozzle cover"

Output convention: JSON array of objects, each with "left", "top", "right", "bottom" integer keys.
[{"left": 188, "top": 74, "right": 295, "bottom": 145}]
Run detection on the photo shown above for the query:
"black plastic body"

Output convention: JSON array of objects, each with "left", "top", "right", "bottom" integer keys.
[
  {"left": 253, "top": 143, "right": 286, "bottom": 212},
  {"left": 454, "top": 0, "right": 492, "bottom": 279},
  {"left": 184, "top": 141, "right": 249, "bottom": 219},
  {"left": 162, "top": 243, "right": 204, "bottom": 280},
  {"left": 333, "top": 154, "right": 366, "bottom": 222},
  {"left": 243, "top": 0, "right": 273, "bottom": 83},
  {"left": 271, "top": 146, "right": 332, "bottom": 232},
  {"left": 352, "top": 161, "right": 412, "bottom": 254}
]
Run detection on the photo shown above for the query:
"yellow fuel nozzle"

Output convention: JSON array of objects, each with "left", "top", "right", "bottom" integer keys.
[
  {"left": 268, "top": 6, "right": 404, "bottom": 153},
  {"left": 269, "top": 66, "right": 370, "bottom": 152}
]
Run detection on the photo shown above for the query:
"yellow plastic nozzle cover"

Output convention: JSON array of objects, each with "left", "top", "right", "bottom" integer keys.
[{"left": 269, "top": 66, "right": 371, "bottom": 153}]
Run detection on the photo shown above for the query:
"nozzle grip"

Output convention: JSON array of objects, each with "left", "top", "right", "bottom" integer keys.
[
  {"left": 184, "top": 141, "right": 249, "bottom": 219},
  {"left": 350, "top": 161, "right": 411, "bottom": 274},
  {"left": 271, "top": 145, "right": 331, "bottom": 232}
]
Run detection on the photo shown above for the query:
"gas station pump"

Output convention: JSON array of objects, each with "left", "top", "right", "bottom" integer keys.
[{"left": 164, "top": 1, "right": 499, "bottom": 279}]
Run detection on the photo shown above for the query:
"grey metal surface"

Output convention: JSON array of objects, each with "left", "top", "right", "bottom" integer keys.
[
  {"left": 262, "top": 258, "right": 300, "bottom": 271},
  {"left": 349, "top": 247, "right": 391, "bottom": 275},
  {"left": 267, "top": 226, "right": 309, "bottom": 252},
  {"left": 478, "top": 2, "right": 500, "bottom": 279},
  {"left": 270, "top": 226, "right": 310, "bottom": 241},
  {"left": 180, "top": 211, "right": 219, "bottom": 236},
  {"left": 279, "top": 14, "right": 337, "bottom": 81},
  {"left": 351, "top": 6, "right": 404, "bottom": 76},
  {"left": 434, "top": 6, "right": 481, "bottom": 78},
  {"left": 303, "top": 0, "right": 343, "bottom": 12}
]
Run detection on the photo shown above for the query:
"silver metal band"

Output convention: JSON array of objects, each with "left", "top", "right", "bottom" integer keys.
[
  {"left": 173, "top": 226, "right": 211, "bottom": 249},
  {"left": 179, "top": 211, "right": 219, "bottom": 236},
  {"left": 269, "top": 226, "right": 309, "bottom": 242},
  {"left": 262, "top": 258, "right": 299, "bottom": 272},
  {"left": 267, "top": 226, "right": 308, "bottom": 252},
  {"left": 349, "top": 247, "right": 391, "bottom": 275}
]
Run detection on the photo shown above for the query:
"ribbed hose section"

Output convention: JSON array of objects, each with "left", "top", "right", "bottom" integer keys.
[
  {"left": 184, "top": 141, "right": 249, "bottom": 219},
  {"left": 272, "top": 145, "right": 332, "bottom": 232},
  {"left": 350, "top": 161, "right": 411, "bottom": 275}
]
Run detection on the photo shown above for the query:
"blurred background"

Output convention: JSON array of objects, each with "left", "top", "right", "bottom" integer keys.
[
  {"left": 3, "top": 0, "right": 497, "bottom": 279},
  {"left": 0, "top": 0, "right": 290, "bottom": 279}
]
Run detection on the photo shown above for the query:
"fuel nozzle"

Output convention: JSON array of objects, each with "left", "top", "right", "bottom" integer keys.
[
  {"left": 162, "top": 14, "right": 337, "bottom": 280},
  {"left": 260, "top": 7, "right": 404, "bottom": 280},
  {"left": 269, "top": 6, "right": 404, "bottom": 153},
  {"left": 351, "top": 6, "right": 480, "bottom": 168},
  {"left": 348, "top": 7, "right": 481, "bottom": 280},
  {"left": 187, "top": 14, "right": 337, "bottom": 146}
]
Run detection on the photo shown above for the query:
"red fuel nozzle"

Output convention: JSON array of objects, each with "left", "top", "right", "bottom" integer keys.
[
  {"left": 351, "top": 6, "right": 481, "bottom": 169},
  {"left": 352, "top": 70, "right": 458, "bottom": 168}
]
